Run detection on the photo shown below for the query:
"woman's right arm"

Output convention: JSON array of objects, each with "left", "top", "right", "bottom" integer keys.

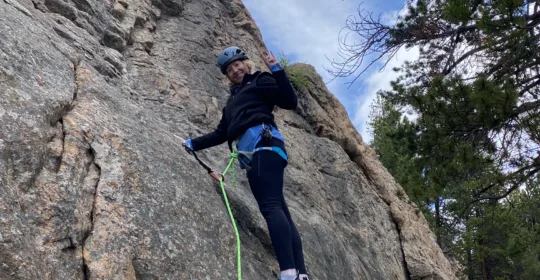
[{"left": 189, "top": 108, "right": 228, "bottom": 151}]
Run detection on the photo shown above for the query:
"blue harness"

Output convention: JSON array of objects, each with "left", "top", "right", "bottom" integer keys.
[{"left": 234, "top": 124, "right": 288, "bottom": 169}]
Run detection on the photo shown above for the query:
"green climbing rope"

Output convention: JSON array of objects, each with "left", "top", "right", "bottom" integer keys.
[{"left": 219, "top": 152, "right": 241, "bottom": 280}]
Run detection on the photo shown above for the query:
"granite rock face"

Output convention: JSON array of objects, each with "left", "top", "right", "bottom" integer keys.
[{"left": 0, "top": 0, "right": 458, "bottom": 279}]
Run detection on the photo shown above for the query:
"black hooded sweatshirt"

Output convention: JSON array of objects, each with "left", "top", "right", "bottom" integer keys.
[{"left": 190, "top": 69, "right": 297, "bottom": 151}]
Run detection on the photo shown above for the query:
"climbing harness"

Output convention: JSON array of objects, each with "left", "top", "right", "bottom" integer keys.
[{"left": 234, "top": 123, "right": 288, "bottom": 169}]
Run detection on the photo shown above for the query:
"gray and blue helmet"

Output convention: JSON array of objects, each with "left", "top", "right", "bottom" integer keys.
[{"left": 217, "top": 46, "right": 248, "bottom": 74}]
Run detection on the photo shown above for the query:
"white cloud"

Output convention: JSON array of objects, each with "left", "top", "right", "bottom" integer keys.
[
  {"left": 243, "top": 0, "right": 413, "bottom": 143},
  {"left": 353, "top": 46, "right": 420, "bottom": 143},
  {"left": 351, "top": 7, "right": 420, "bottom": 143},
  {"left": 528, "top": 2, "right": 536, "bottom": 15},
  {"left": 381, "top": 9, "right": 400, "bottom": 25},
  {"left": 242, "top": 0, "right": 362, "bottom": 84}
]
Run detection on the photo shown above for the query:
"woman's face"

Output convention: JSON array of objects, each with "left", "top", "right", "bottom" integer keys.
[{"left": 226, "top": 60, "right": 249, "bottom": 84}]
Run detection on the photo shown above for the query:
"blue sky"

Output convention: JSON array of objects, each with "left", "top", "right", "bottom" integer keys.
[{"left": 242, "top": 0, "right": 418, "bottom": 143}]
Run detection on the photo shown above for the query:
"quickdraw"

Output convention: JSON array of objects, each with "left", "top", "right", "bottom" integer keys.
[{"left": 184, "top": 146, "right": 225, "bottom": 182}]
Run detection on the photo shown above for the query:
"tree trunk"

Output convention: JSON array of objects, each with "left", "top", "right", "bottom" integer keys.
[
  {"left": 481, "top": 251, "right": 488, "bottom": 280},
  {"left": 466, "top": 215, "right": 474, "bottom": 280},
  {"left": 435, "top": 197, "right": 441, "bottom": 246}
]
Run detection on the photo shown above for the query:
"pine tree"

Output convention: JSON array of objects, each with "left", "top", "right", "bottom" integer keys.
[{"left": 355, "top": 1, "right": 540, "bottom": 278}]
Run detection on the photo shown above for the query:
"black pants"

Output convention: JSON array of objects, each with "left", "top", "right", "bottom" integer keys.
[{"left": 246, "top": 149, "right": 307, "bottom": 274}]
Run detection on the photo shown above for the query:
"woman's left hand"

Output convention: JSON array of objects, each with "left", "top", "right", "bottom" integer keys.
[{"left": 261, "top": 50, "right": 278, "bottom": 69}]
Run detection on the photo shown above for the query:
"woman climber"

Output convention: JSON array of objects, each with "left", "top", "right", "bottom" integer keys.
[{"left": 182, "top": 46, "right": 310, "bottom": 280}]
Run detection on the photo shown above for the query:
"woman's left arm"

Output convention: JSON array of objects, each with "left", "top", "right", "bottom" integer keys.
[{"left": 271, "top": 68, "right": 298, "bottom": 110}]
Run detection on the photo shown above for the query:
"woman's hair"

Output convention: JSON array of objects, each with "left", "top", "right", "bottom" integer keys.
[{"left": 228, "top": 59, "right": 256, "bottom": 88}]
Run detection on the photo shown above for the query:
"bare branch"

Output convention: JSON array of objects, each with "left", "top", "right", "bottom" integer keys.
[
  {"left": 519, "top": 78, "right": 540, "bottom": 96},
  {"left": 474, "top": 167, "right": 540, "bottom": 201},
  {"left": 443, "top": 45, "right": 490, "bottom": 75}
]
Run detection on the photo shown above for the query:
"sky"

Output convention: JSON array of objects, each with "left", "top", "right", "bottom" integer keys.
[{"left": 242, "top": 0, "right": 418, "bottom": 143}]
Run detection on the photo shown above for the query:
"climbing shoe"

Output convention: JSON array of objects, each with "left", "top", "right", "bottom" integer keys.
[
  {"left": 276, "top": 272, "right": 298, "bottom": 280},
  {"left": 277, "top": 276, "right": 310, "bottom": 280},
  {"left": 276, "top": 273, "right": 311, "bottom": 280}
]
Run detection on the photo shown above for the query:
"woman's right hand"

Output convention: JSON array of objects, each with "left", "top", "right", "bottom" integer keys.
[
  {"left": 174, "top": 135, "right": 193, "bottom": 152},
  {"left": 183, "top": 139, "right": 193, "bottom": 151}
]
